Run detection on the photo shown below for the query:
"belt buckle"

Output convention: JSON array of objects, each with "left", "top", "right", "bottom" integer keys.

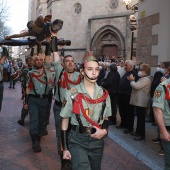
[{"left": 85, "top": 127, "right": 92, "bottom": 135}]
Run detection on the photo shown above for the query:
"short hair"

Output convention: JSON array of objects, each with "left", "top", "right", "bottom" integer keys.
[
  {"left": 140, "top": 63, "right": 151, "bottom": 75},
  {"left": 63, "top": 55, "right": 73, "bottom": 63},
  {"left": 163, "top": 61, "right": 170, "bottom": 68},
  {"left": 125, "top": 60, "right": 134, "bottom": 67}
]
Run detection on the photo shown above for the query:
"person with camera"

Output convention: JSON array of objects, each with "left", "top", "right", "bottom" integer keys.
[
  {"left": 0, "top": 46, "right": 9, "bottom": 111},
  {"left": 45, "top": 34, "right": 81, "bottom": 169},
  {"left": 60, "top": 52, "right": 111, "bottom": 170},
  {"left": 24, "top": 47, "right": 56, "bottom": 152}
]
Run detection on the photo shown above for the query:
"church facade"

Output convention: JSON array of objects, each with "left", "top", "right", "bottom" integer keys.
[{"left": 28, "top": 0, "right": 137, "bottom": 62}]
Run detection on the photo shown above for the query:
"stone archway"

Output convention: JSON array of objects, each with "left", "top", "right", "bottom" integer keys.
[{"left": 90, "top": 25, "right": 125, "bottom": 60}]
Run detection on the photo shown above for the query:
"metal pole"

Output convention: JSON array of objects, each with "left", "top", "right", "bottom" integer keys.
[{"left": 131, "top": 31, "right": 134, "bottom": 60}]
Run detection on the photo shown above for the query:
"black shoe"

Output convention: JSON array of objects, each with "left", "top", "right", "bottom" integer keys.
[
  {"left": 32, "top": 141, "right": 41, "bottom": 153},
  {"left": 116, "top": 125, "right": 124, "bottom": 129},
  {"left": 123, "top": 129, "right": 132, "bottom": 134},
  {"left": 17, "top": 120, "right": 24, "bottom": 126},
  {"left": 152, "top": 137, "right": 160, "bottom": 144},
  {"left": 8, "top": 86, "right": 11, "bottom": 88},
  {"left": 134, "top": 136, "right": 145, "bottom": 141},
  {"left": 158, "top": 149, "right": 164, "bottom": 156},
  {"left": 13, "top": 87, "right": 15, "bottom": 89}
]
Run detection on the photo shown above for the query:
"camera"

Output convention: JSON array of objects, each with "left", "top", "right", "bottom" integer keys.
[{"left": 57, "top": 39, "right": 71, "bottom": 46}]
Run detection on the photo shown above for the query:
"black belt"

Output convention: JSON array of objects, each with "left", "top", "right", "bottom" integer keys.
[
  {"left": 71, "top": 125, "right": 96, "bottom": 135},
  {"left": 0, "top": 81, "right": 3, "bottom": 84},
  {"left": 55, "top": 100, "right": 62, "bottom": 107},
  {"left": 29, "top": 94, "right": 48, "bottom": 98},
  {"left": 166, "top": 126, "right": 170, "bottom": 130}
]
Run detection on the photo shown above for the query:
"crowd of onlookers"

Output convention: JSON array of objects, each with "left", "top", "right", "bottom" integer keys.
[{"left": 75, "top": 57, "right": 170, "bottom": 156}]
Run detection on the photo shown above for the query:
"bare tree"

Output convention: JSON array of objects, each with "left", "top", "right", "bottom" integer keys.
[{"left": 0, "top": 0, "right": 11, "bottom": 40}]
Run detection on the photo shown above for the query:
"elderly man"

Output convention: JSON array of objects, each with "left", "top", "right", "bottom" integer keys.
[{"left": 117, "top": 60, "right": 138, "bottom": 134}]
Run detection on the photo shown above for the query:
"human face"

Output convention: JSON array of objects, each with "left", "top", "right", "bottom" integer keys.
[
  {"left": 63, "top": 57, "right": 75, "bottom": 72},
  {"left": 125, "top": 63, "right": 133, "bottom": 72},
  {"left": 34, "top": 56, "right": 44, "bottom": 68},
  {"left": 82, "top": 61, "right": 99, "bottom": 83},
  {"left": 27, "top": 58, "right": 34, "bottom": 67}
]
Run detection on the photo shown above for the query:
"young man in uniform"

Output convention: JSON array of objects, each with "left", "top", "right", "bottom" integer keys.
[
  {"left": 24, "top": 50, "right": 56, "bottom": 152},
  {"left": 0, "top": 46, "right": 9, "bottom": 111},
  {"left": 60, "top": 52, "right": 111, "bottom": 170},
  {"left": 153, "top": 62, "right": 170, "bottom": 170},
  {"left": 44, "top": 37, "right": 81, "bottom": 168},
  {"left": 18, "top": 53, "right": 34, "bottom": 126}
]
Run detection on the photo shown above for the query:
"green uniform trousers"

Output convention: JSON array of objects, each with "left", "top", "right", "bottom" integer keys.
[
  {"left": 68, "top": 130, "right": 104, "bottom": 170},
  {"left": 28, "top": 96, "right": 48, "bottom": 136},
  {"left": 161, "top": 128, "right": 170, "bottom": 170}
]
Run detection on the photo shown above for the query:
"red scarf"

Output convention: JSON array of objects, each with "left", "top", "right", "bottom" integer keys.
[
  {"left": 30, "top": 67, "right": 55, "bottom": 85},
  {"left": 72, "top": 89, "right": 108, "bottom": 129},
  {"left": 59, "top": 71, "right": 81, "bottom": 90}
]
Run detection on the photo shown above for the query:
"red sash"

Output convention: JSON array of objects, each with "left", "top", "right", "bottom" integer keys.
[
  {"left": 59, "top": 71, "right": 81, "bottom": 90},
  {"left": 72, "top": 89, "right": 108, "bottom": 129}
]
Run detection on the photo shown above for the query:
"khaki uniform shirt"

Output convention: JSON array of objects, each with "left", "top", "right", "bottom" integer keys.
[
  {"left": 60, "top": 82, "right": 112, "bottom": 126},
  {"left": 28, "top": 66, "right": 55, "bottom": 95},
  {"left": 51, "top": 61, "right": 80, "bottom": 102},
  {"left": 152, "top": 78, "right": 170, "bottom": 126}
]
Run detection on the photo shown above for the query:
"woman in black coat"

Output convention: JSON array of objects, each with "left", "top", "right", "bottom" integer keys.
[{"left": 101, "top": 63, "right": 120, "bottom": 125}]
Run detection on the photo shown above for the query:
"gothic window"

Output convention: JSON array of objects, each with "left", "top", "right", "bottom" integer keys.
[
  {"left": 110, "top": 0, "right": 119, "bottom": 9},
  {"left": 75, "top": 3, "right": 82, "bottom": 14}
]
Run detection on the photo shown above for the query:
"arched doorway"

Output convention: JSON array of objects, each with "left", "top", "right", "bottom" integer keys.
[
  {"left": 102, "top": 45, "right": 118, "bottom": 58},
  {"left": 90, "top": 25, "right": 125, "bottom": 60}
]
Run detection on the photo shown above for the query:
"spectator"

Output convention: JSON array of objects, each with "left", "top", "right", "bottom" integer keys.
[
  {"left": 117, "top": 60, "right": 138, "bottom": 134},
  {"left": 117, "top": 60, "right": 126, "bottom": 77},
  {"left": 101, "top": 63, "right": 120, "bottom": 125},
  {"left": 128, "top": 63, "right": 151, "bottom": 140}
]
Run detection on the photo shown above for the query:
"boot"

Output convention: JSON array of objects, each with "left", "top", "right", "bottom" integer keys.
[
  {"left": 31, "top": 135, "right": 41, "bottom": 153},
  {"left": 17, "top": 108, "right": 28, "bottom": 126}
]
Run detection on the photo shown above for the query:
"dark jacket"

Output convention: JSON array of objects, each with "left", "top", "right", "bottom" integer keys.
[
  {"left": 102, "top": 70, "right": 120, "bottom": 96},
  {"left": 118, "top": 70, "right": 138, "bottom": 95}
]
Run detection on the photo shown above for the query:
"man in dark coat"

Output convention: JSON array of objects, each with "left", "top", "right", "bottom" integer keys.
[{"left": 101, "top": 63, "right": 120, "bottom": 125}]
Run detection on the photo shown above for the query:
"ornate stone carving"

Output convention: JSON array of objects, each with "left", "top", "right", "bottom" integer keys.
[
  {"left": 75, "top": 3, "right": 82, "bottom": 14},
  {"left": 110, "top": 0, "right": 119, "bottom": 9}
]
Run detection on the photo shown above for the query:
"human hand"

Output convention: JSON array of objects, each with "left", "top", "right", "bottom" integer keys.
[
  {"left": 63, "top": 150, "right": 71, "bottom": 160},
  {"left": 5, "top": 36, "right": 11, "bottom": 40},
  {"left": 127, "top": 74, "right": 135, "bottom": 81},
  {"left": 160, "top": 131, "right": 170, "bottom": 142},
  {"left": 24, "top": 104, "right": 28, "bottom": 110},
  {"left": 91, "top": 126, "right": 107, "bottom": 139}
]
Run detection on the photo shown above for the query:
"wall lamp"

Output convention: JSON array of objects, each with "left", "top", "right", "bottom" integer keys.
[{"left": 123, "top": 0, "right": 138, "bottom": 12}]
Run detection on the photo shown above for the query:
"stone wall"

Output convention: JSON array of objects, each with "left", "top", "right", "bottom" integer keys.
[{"left": 136, "top": 13, "right": 159, "bottom": 67}]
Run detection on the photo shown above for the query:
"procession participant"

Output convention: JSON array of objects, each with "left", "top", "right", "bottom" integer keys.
[
  {"left": 153, "top": 62, "right": 170, "bottom": 170},
  {"left": 0, "top": 46, "right": 9, "bottom": 111},
  {"left": 44, "top": 37, "right": 81, "bottom": 169},
  {"left": 24, "top": 49, "right": 55, "bottom": 153},
  {"left": 18, "top": 49, "right": 34, "bottom": 126},
  {"left": 9, "top": 59, "right": 19, "bottom": 89},
  {"left": 60, "top": 52, "right": 111, "bottom": 170}
]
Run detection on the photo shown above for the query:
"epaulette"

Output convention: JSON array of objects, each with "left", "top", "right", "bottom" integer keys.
[{"left": 70, "top": 87, "right": 78, "bottom": 95}]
